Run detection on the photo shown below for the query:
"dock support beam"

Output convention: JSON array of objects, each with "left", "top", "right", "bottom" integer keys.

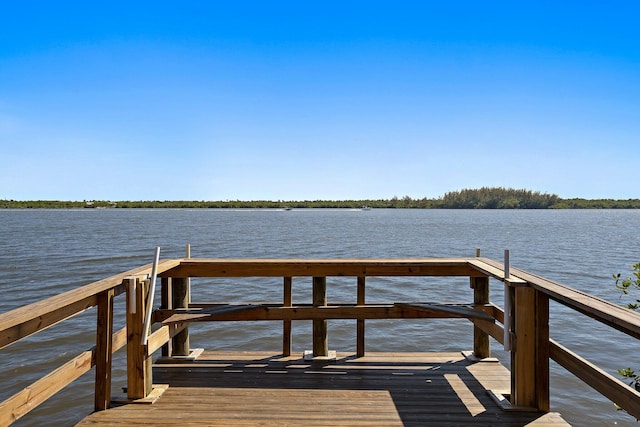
[
  {"left": 511, "top": 286, "right": 550, "bottom": 411},
  {"left": 126, "top": 277, "right": 152, "bottom": 400},
  {"left": 312, "top": 277, "right": 328, "bottom": 357},
  {"left": 95, "top": 288, "right": 114, "bottom": 410},
  {"left": 160, "top": 277, "right": 171, "bottom": 357},
  {"left": 283, "top": 277, "right": 292, "bottom": 356},
  {"left": 535, "top": 290, "right": 550, "bottom": 411},
  {"left": 357, "top": 276, "right": 365, "bottom": 357},
  {"left": 471, "top": 276, "right": 490, "bottom": 358},
  {"left": 171, "top": 277, "right": 190, "bottom": 356}
]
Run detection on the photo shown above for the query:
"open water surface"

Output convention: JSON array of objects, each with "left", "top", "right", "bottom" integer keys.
[{"left": 1, "top": 208, "right": 639, "bottom": 426}]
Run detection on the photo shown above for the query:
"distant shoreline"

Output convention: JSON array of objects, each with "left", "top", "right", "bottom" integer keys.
[
  {"left": 3, "top": 198, "right": 640, "bottom": 209},
  {"left": 3, "top": 205, "right": 639, "bottom": 209},
  {"left": 3, "top": 187, "right": 639, "bottom": 209}
]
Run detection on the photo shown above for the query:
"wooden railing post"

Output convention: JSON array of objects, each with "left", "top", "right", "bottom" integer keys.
[
  {"left": 94, "top": 288, "right": 114, "bottom": 410},
  {"left": 357, "top": 276, "right": 365, "bottom": 358},
  {"left": 160, "top": 277, "right": 172, "bottom": 357},
  {"left": 471, "top": 276, "right": 490, "bottom": 358},
  {"left": 312, "top": 277, "right": 328, "bottom": 357},
  {"left": 126, "top": 277, "right": 152, "bottom": 400},
  {"left": 512, "top": 285, "right": 535, "bottom": 407},
  {"left": 283, "top": 277, "right": 292, "bottom": 356},
  {"left": 535, "top": 289, "right": 550, "bottom": 411},
  {"left": 171, "top": 277, "right": 190, "bottom": 356},
  {"left": 511, "top": 285, "right": 550, "bottom": 411}
]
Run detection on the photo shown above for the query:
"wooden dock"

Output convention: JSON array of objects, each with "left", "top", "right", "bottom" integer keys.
[
  {"left": 3, "top": 255, "right": 640, "bottom": 426},
  {"left": 78, "top": 350, "right": 568, "bottom": 426}
]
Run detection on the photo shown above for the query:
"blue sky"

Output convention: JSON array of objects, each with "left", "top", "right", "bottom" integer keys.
[{"left": 1, "top": 1, "right": 639, "bottom": 201}]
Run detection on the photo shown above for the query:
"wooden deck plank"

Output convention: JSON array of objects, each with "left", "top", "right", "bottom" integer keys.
[{"left": 77, "top": 351, "right": 570, "bottom": 426}]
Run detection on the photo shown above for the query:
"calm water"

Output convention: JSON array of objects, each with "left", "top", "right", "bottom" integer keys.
[{"left": 1, "top": 209, "right": 639, "bottom": 426}]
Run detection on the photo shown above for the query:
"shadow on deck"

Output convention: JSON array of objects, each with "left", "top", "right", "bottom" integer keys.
[{"left": 77, "top": 351, "right": 569, "bottom": 426}]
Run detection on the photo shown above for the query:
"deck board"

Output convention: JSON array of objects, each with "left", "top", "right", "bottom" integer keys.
[{"left": 77, "top": 351, "right": 569, "bottom": 426}]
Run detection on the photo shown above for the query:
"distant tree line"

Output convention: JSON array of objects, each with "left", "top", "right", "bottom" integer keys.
[
  {"left": 437, "top": 187, "right": 560, "bottom": 209},
  {"left": 550, "top": 198, "right": 640, "bottom": 209},
  {"left": 2, "top": 187, "right": 640, "bottom": 209}
]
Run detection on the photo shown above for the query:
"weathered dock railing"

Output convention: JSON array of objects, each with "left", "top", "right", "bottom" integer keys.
[
  {"left": 1, "top": 255, "right": 640, "bottom": 425},
  {"left": 0, "top": 259, "right": 180, "bottom": 426}
]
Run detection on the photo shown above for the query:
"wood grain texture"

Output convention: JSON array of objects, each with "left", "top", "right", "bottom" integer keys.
[
  {"left": 94, "top": 288, "right": 115, "bottom": 411},
  {"left": 171, "top": 277, "right": 190, "bottom": 357},
  {"left": 126, "top": 278, "right": 152, "bottom": 400},
  {"left": 476, "top": 258, "right": 640, "bottom": 339},
  {"left": 78, "top": 351, "right": 569, "bottom": 426},
  {"left": 472, "top": 276, "right": 491, "bottom": 358},
  {"left": 283, "top": 277, "right": 292, "bottom": 356},
  {"left": 0, "top": 259, "right": 179, "bottom": 350},
  {"left": 158, "top": 258, "right": 484, "bottom": 278},
  {"left": 550, "top": 339, "right": 640, "bottom": 419}
]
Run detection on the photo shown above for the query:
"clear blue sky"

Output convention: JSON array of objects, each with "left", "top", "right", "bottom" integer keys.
[{"left": 1, "top": 1, "right": 639, "bottom": 201}]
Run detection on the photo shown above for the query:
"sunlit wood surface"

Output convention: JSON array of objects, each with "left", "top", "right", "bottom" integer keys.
[{"left": 77, "top": 351, "right": 569, "bottom": 426}]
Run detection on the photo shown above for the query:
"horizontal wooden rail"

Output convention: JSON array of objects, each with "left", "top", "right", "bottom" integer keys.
[
  {"left": 472, "top": 318, "right": 505, "bottom": 345},
  {"left": 0, "top": 260, "right": 180, "bottom": 350},
  {"left": 0, "top": 294, "right": 99, "bottom": 351},
  {"left": 475, "top": 258, "right": 640, "bottom": 340},
  {"left": 472, "top": 304, "right": 506, "bottom": 344},
  {"left": 550, "top": 339, "right": 640, "bottom": 419},
  {"left": 468, "top": 259, "right": 527, "bottom": 284},
  {"left": 158, "top": 258, "right": 486, "bottom": 278},
  {"left": 182, "top": 301, "right": 501, "bottom": 320},
  {"left": 155, "top": 302, "right": 495, "bottom": 323},
  {"left": 146, "top": 324, "right": 187, "bottom": 356},
  {"left": 0, "top": 327, "right": 127, "bottom": 426}
]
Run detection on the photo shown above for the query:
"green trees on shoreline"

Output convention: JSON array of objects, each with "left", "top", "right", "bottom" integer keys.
[
  {"left": 2, "top": 187, "right": 640, "bottom": 209},
  {"left": 438, "top": 187, "right": 559, "bottom": 209}
]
